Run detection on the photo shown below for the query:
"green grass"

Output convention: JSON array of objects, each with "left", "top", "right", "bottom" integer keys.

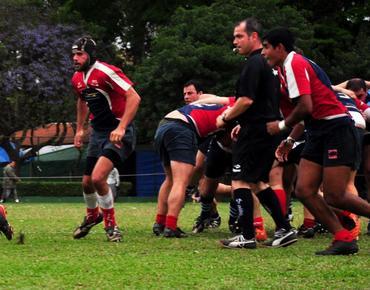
[{"left": 1, "top": 198, "right": 369, "bottom": 289}]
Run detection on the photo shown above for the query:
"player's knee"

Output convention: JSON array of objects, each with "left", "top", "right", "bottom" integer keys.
[
  {"left": 294, "top": 185, "right": 313, "bottom": 200},
  {"left": 91, "top": 173, "right": 106, "bottom": 189},
  {"left": 323, "top": 193, "right": 344, "bottom": 208}
]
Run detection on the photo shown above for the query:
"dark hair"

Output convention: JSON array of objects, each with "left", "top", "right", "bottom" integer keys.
[
  {"left": 183, "top": 80, "right": 204, "bottom": 93},
  {"left": 237, "top": 17, "right": 262, "bottom": 36},
  {"left": 263, "top": 28, "right": 295, "bottom": 52},
  {"left": 346, "top": 78, "right": 366, "bottom": 91}
]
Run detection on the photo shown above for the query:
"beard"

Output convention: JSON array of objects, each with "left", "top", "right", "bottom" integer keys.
[{"left": 73, "top": 56, "right": 91, "bottom": 72}]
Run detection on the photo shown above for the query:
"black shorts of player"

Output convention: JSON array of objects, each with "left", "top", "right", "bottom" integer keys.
[
  {"left": 232, "top": 123, "right": 279, "bottom": 183},
  {"left": 154, "top": 118, "right": 198, "bottom": 167},
  {"left": 302, "top": 117, "right": 361, "bottom": 169},
  {"left": 84, "top": 124, "right": 136, "bottom": 176},
  {"left": 205, "top": 136, "right": 232, "bottom": 179},
  {"left": 198, "top": 135, "right": 213, "bottom": 155}
]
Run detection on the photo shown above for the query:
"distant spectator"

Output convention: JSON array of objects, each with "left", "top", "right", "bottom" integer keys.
[
  {"left": 107, "top": 168, "right": 120, "bottom": 201},
  {"left": 1, "top": 161, "right": 20, "bottom": 203}
]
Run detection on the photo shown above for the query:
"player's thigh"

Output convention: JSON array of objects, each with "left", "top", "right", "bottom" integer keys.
[{"left": 295, "top": 158, "right": 322, "bottom": 199}]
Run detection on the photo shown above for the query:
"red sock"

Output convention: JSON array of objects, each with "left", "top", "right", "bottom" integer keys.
[
  {"left": 0, "top": 205, "right": 6, "bottom": 218},
  {"left": 156, "top": 214, "right": 166, "bottom": 225},
  {"left": 86, "top": 207, "right": 99, "bottom": 221},
  {"left": 273, "top": 189, "right": 287, "bottom": 216},
  {"left": 334, "top": 229, "right": 353, "bottom": 242},
  {"left": 101, "top": 208, "right": 116, "bottom": 228},
  {"left": 303, "top": 218, "right": 315, "bottom": 228},
  {"left": 253, "top": 216, "right": 264, "bottom": 230},
  {"left": 165, "top": 215, "right": 178, "bottom": 231}
]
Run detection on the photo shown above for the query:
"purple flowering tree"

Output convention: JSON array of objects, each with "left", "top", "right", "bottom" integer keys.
[{"left": 0, "top": 23, "right": 83, "bottom": 162}]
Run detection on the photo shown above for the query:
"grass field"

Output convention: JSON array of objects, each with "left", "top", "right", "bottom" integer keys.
[{"left": 0, "top": 197, "right": 369, "bottom": 289}]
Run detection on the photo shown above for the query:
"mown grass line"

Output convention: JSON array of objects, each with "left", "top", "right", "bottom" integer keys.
[{"left": 0, "top": 198, "right": 369, "bottom": 289}]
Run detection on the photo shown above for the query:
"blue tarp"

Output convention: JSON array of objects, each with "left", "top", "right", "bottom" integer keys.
[
  {"left": 135, "top": 150, "right": 164, "bottom": 197},
  {"left": 0, "top": 147, "right": 10, "bottom": 163}
]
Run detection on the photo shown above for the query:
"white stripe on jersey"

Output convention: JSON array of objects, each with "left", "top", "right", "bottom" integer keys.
[
  {"left": 95, "top": 61, "right": 132, "bottom": 92},
  {"left": 284, "top": 52, "right": 301, "bottom": 99}
]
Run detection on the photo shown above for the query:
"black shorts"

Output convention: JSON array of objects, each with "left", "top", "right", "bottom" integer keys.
[
  {"left": 232, "top": 123, "right": 279, "bottom": 183},
  {"left": 284, "top": 141, "right": 305, "bottom": 165},
  {"left": 84, "top": 124, "right": 136, "bottom": 175},
  {"left": 198, "top": 135, "right": 213, "bottom": 155},
  {"left": 302, "top": 117, "right": 361, "bottom": 169},
  {"left": 205, "top": 136, "right": 232, "bottom": 179},
  {"left": 154, "top": 119, "right": 198, "bottom": 167}
]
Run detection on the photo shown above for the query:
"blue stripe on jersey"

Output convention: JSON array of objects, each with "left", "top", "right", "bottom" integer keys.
[
  {"left": 336, "top": 92, "right": 361, "bottom": 113},
  {"left": 178, "top": 103, "right": 224, "bottom": 115},
  {"left": 303, "top": 56, "right": 333, "bottom": 91}
]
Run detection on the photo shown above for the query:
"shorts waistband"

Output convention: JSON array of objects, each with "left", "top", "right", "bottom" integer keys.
[{"left": 159, "top": 117, "right": 194, "bottom": 130}]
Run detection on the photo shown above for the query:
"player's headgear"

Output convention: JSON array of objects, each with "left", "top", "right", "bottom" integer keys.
[{"left": 72, "top": 36, "right": 97, "bottom": 65}]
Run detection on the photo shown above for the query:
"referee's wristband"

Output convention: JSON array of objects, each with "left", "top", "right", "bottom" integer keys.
[{"left": 278, "top": 120, "right": 288, "bottom": 131}]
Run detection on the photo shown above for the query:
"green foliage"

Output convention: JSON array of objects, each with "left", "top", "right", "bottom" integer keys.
[
  {"left": 133, "top": 0, "right": 313, "bottom": 141},
  {"left": 1, "top": 200, "right": 369, "bottom": 289},
  {"left": 14, "top": 181, "right": 133, "bottom": 196}
]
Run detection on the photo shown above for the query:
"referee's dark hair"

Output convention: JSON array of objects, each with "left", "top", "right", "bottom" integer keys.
[
  {"left": 236, "top": 17, "right": 262, "bottom": 37},
  {"left": 263, "top": 28, "right": 295, "bottom": 53},
  {"left": 183, "top": 80, "right": 204, "bottom": 93}
]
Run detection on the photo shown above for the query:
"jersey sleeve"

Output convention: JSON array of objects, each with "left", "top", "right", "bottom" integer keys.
[
  {"left": 285, "top": 56, "right": 311, "bottom": 99},
  {"left": 354, "top": 97, "right": 369, "bottom": 112},
  {"left": 104, "top": 64, "right": 133, "bottom": 94}
]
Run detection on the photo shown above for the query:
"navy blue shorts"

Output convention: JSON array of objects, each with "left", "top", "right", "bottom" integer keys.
[
  {"left": 154, "top": 119, "right": 198, "bottom": 167},
  {"left": 84, "top": 124, "right": 136, "bottom": 175},
  {"left": 302, "top": 117, "right": 360, "bottom": 169}
]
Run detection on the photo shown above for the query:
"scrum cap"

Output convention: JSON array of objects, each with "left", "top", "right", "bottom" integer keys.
[{"left": 72, "top": 36, "right": 97, "bottom": 64}]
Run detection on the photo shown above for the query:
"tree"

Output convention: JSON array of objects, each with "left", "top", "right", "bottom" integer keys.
[
  {"left": 281, "top": 0, "right": 370, "bottom": 82},
  {"left": 0, "top": 2, "right": 85, "bottom": 163},
  {"left": 132, "top": 0, "right": 312, "bottom": 142},
  {"left": 57, "top": 0, "right": 216, "bottom": 64}
]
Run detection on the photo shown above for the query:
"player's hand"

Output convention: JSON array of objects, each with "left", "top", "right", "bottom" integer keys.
[
  {"left": 230, "top": 124, "right": 241, "bottom": 141},
  {"left": 266, "top": 120, "right": 281, "bottom": 135},
  {"left": 74, "top": 130, "right": 85, "bottom": 149},
  {"left": 216, "top": 114, "right": 226, "bottom": 128},
  {"left": 275, "top": 140, "right": 293, "bottom": 162},
  {"left": 110, "top": 126, "right": 126, "bottom": 148}
]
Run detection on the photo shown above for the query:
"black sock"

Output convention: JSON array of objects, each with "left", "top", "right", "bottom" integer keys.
[
  {"left": 199, "top": 195, "right": 213, "bottom": 219},
  {"left": 229, "top": 199, "right": 239, "bottom": 223},
  {"left": 234, "top": 188, "right": 254, "bottom": 239},
  {"left": 257, "top": 187, "right": 291, "bottom": 230}
]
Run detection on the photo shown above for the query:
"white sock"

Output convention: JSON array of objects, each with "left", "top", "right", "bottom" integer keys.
[
  {"left": 83, "top": 192, "right": 98, "bottom": 209},
  {"left": 97, "top": 188, "right": 114, "bottom": 209}
]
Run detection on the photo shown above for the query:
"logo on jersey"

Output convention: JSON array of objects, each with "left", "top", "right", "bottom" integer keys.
[
  {"left": 91, "top": 79, "right": 99, "bottom": 87},
  {"left": 77, "top": 82, "right": 83, "bottom": 89},
  {"left": 328, "top": 149, "right": 338, "bottom": 160},
  {"left": 233, "top": 164, "right": 241, "bottom": 173}
]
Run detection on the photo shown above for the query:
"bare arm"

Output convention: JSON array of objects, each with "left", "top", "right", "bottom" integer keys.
[
  {"left": 110, "top": 87, "right": 141, "bottom": 145},
  {"left": 332, "top": 85, "right": 357, "bottom": 99},
  {"left": 217, "top": 96, "right": 253, "bottom": 127},
  {"left": 285, "top": 94, "right": 312, "bottom": 128},
  {"left": 192, "top": 94, "right": 231, "bottom": 105},
  {"left": 74, "top": 98, "right": 89, "bottom": 148},
  {"left": 266, "top": 94, "right": 312, "bottom": 135}
]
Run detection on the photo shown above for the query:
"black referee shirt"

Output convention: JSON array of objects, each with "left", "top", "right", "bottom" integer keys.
[{"left": 235, "top": 48, "right": 280, "bottom": 125}]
